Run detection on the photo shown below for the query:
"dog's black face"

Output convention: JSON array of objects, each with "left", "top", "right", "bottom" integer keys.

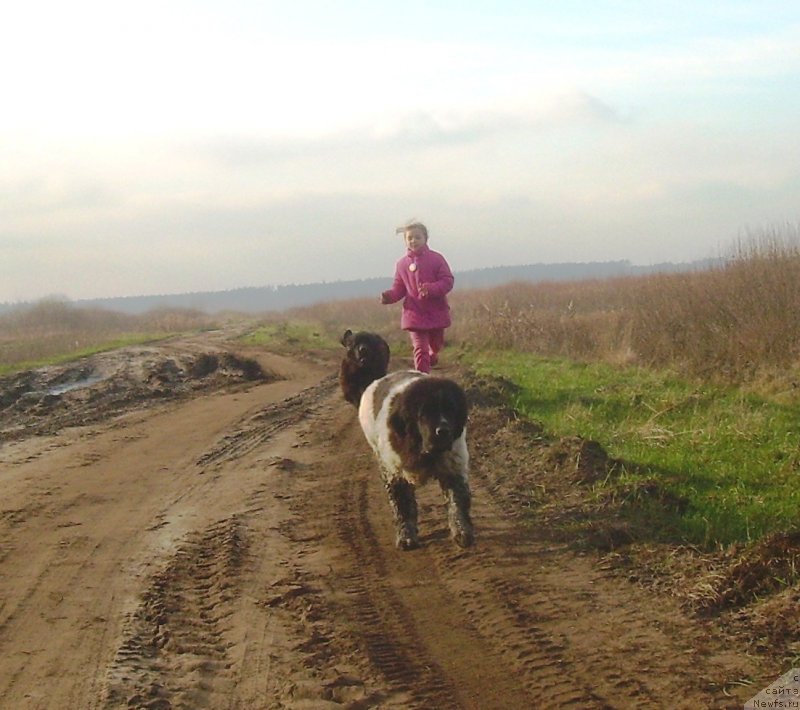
[
  {"left": 340, "top": 330, "right": 390, "bottom": 373},
  {"left": 390, "top": 378, "right": 468, "bottom": 458},
  {"left": 417, "top": 387, "right": 465, "bottom": 454}
]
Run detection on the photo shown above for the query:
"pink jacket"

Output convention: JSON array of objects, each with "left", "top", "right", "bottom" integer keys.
[{"left": 381, "top": 244, "right": 454, "bottom": 330}]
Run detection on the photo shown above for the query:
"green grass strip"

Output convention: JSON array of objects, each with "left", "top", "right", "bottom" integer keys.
[
  {"left": 466, "top": 351, "right": 800, "bottom": 546},
  {"left": 241, "top": 321, "right": 340, "bottom": 351},
  {"left": 0, "top": 333, "right": 169, "bottom": 376}
]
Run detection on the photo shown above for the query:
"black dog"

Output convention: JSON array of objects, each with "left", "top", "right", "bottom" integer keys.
[{"left": 339, "top": 329, "right": 390, "bottom": 406}]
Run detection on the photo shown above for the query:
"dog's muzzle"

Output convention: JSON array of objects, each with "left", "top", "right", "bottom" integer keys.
[
  {"left": 355, "top": 346, "right": 371, "bottom": 366},
  {"left": 422, "top": 419, "right": 455, "bottom": 455}
]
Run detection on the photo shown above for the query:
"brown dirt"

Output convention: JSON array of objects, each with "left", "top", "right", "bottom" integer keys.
[{"left": 0, "top": 331, "right": 788, "bottom": 709}]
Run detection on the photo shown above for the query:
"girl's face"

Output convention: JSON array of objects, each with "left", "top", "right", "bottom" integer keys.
[{"left": 404, "top": 227, "right": 427, "bottom": 252}]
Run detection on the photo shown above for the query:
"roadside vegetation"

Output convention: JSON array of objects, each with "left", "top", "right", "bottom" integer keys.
[
  {"left": 468, "top": 352, "right": 800, "bottom": 546},
  {"left": 240, "top": 319, "right": 340, "bottom": 353},
  {"left": 0, "top": 298, "right": 218, "bottom": 375}
]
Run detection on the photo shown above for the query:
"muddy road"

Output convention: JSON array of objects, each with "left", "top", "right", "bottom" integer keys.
[{"left": 0, "top": 333, "right": 778, "bottom": 708}]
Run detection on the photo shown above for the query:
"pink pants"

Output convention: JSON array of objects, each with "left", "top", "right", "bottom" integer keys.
[{"left": 408, "top": 329, "right": 445, "bottom": 373}]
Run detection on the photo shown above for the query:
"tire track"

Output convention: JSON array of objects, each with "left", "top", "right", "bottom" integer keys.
[
  {"left": 415, "top": 472, "right": 618, "bottom": 707},
  {"left": 196, "top": 376, "right": 337, "bottom": 467},
  {"left": 317, "top": 401, "right": 598, "bottom": 709},
  {"left": 333, "top": 475, "right": 462, "bottom": 710},
  {"left": 103, "top": 516, "right": 247, "bottom": 709},
  {"left": 101, "top": 381, "right": 379, "bottom": 710},
  {"left": 436, "top": 425, "right": 745, "bottom": 709}
]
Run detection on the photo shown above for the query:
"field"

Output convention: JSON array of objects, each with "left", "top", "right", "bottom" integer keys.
[{"left": 1, "top": 233, "right": 799, "bottom": 707}]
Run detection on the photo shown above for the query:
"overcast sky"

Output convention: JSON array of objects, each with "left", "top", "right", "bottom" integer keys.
[{"left": 2, "top": 1, "right": 799, "bottom": 303}]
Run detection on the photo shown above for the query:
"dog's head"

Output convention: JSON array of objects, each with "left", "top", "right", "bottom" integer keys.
[
  {"left": 390, "top": 377, "right": 468, "bottom": 456},
  {"left": 339, "top": 330, "right": 391, "bottom": 405},
  {"left": 340, "top": 329, "right": 390, "bottom": 375}
]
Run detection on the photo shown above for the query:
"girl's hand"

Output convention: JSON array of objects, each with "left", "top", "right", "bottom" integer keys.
[
  {"left": 418, "top": 283, "right": 429, "bottom": 298},
  {"left": 380, "top": 293, "right": 391, "bottom": 304}
]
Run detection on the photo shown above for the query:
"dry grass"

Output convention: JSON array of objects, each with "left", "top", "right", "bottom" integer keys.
[
  {"left": 687, "top": 531, "right": 800, "bottom": 614},
  {"left": 287, "top": 226, "right": 800, "bottom": 388},
  {"left": 0, "top": 299, "right": 217, "bottom": 373},
  {"left": 450, "top": 225, "right": 800, "bottom": 386},
  {"left": 8, "top": 226, "right": 800, "bottom": 388}
]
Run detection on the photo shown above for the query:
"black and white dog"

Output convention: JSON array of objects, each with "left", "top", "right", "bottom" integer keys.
[{"left": 340, "top": 331, "right": 474, "bottom": 550}]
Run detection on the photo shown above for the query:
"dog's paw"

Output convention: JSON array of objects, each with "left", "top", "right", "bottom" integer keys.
[
  {"left": 396, "top": 532, "right": 420, "bottom": 551},
  {"left": 452, "top": 528, "right": 474, "bottom": 548}
]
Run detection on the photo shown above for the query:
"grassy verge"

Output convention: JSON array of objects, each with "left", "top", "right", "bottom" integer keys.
[
  {"left": 0, "top": 333, "right": 170, "bottom": 376},
  {"left": 465, "top": 351, "right": 800, "bottom": 547},
  {"left": 240, "top": 321, "right": 341, "bottom": 352}
]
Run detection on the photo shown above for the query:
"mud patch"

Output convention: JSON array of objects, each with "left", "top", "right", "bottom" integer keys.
[
  {"left": 0, "top": 345, "right": 277, "bottom": 442},
  {"left": 462, "top": 371, "right": 522, "bottom": 412},
  {"left": 463, "top": 371, "right": 692, "bottom": 552},
  {"left": 196, "top": 375, "right": 337, "bottom": 467}
]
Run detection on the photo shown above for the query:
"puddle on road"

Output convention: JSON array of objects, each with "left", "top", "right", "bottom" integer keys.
[{"left": 45, "top": 374, "right": 106, "bottom": 396}]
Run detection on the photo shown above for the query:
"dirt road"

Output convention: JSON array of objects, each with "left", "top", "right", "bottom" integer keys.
[{"left": 0, "top": 334, "right": 774, "bottom": 708}]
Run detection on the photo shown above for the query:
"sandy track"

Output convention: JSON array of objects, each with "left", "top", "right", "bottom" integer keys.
[{"left": 0, "top": 341, "right": 770, "bottom": 709}]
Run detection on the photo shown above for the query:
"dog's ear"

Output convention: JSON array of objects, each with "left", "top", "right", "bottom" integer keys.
[
  {"left": 388, "top": 409, "right": 406, "bottom": 438},
  {"left": 340, "top": 329, "right": 354, "bottom": 348},
  {"left": 389, "top": 396, "right": 422, "bottom": 443},
  {"left": 446, "top": 382, "right": 469, "bottom": 434},
  {"left": 379, "top": 338, "right": 390, "bottom": 363},
  {"left": 422, "top": 381, "right": 468, "bottom": 437}
]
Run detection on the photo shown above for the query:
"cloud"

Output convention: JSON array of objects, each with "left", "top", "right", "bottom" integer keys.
[
  {"left": 0, "top": 178, "right": 120, "bottom": 221},
  {"left": 194, "top": 91, "right": 624, "bottom": 169},
  {"left": 374, "top": 92, "right": 624, "bottom": 144}
]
